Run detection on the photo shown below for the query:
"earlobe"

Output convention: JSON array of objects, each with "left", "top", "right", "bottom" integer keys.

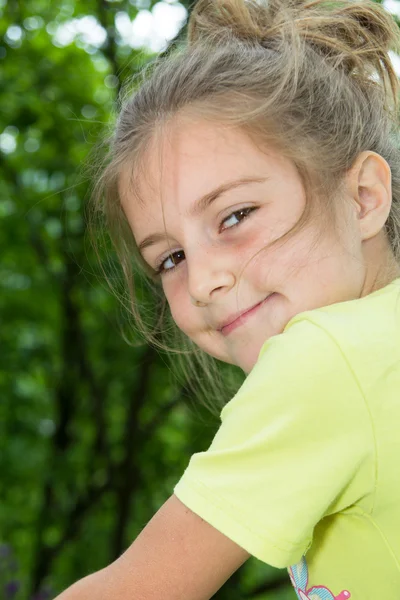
[{"left": 349, "top": 151, "right": 392, "bottom": 241}]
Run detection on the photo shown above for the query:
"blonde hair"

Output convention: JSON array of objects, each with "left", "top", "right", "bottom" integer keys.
[{"left": 89, "top": 0, "right": 400, "bottom": 416}]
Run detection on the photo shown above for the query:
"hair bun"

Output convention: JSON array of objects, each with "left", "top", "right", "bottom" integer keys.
[
  {"left": 188, "top": 0, "right": 400, "bottom": 106},
  {"left": 188, "top": 0, "right": 268, "bottom": 44}
]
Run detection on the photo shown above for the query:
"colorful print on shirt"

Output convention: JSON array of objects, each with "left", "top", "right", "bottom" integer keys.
[{"left": 288, "top": 557, "right": 351, "bottom": 600}]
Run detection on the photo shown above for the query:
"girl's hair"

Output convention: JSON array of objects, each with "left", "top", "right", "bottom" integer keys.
[{"left": 89, "top": 0, "right": 400, "bottom": 416}]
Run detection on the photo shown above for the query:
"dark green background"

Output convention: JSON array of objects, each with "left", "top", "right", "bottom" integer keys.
[{"left": 1, "top": 0, "right": 396, "bottom": 598}]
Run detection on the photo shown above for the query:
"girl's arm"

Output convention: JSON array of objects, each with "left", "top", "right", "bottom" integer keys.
[{"left": 55, "top": 493, "right": 251, "bottom": 600}]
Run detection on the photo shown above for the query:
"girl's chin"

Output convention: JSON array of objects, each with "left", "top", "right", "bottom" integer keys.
[{"left": 191, "top": 331, "right": 268, "bottom": 370}]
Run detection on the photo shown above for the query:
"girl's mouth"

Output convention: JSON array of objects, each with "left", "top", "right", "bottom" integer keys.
[{"left": 220, "top": 293, "right": 276, "bottom": 336}]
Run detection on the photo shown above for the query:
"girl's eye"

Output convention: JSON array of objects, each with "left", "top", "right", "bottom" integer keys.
[
  {"left": 156, "top": 249, "right": 185, "bottom": 275},
  {"left": 154, "top": 207, "right": 256, "bottom": 276},
  {"left": 220, "top": 207, "right": 256, "bottom": 231}
]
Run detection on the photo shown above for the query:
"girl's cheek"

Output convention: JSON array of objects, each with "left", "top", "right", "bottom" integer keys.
[
  {"left": 162, "top": 271, "right": 180, "bottom": 297},
  {"left": 163, "top": 278, "right": 191, "bottom": 326},
  {"left": 170, "top": 304, "right": 196, "bottom": 338}
]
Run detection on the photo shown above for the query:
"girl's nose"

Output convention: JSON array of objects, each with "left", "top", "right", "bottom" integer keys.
[{"left": 187, "top": 249, "right": 236, "bottom": 306}]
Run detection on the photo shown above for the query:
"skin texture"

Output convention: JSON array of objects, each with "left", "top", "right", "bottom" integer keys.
[{"left": 120, "top": 119, "right": 400, "bottom": 374}]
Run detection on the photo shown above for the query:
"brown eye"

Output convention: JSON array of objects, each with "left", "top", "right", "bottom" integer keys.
[
  {"left": 220, "top": 207, "right": 256, "bottom": 231},
  {"left": 157, "top": 250, "right": 185, "bottom": 274}
]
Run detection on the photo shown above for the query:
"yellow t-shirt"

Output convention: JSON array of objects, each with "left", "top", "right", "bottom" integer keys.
[{"left": 174, "top": 277, "right": 400, "bottom": 600}]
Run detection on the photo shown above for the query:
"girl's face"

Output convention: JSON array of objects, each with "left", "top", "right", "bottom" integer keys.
[{"left": 120, "top": 120, "right": 369, "bottom": 373}]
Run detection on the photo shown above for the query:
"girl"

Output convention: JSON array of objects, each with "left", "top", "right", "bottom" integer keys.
[{"left": 57, "top": 0, "right": 400, "bottom": 598}]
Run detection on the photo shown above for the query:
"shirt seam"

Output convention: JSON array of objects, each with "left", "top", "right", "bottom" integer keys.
[{"left": 353, "top": 506, "right": 400, "bottom": 572}]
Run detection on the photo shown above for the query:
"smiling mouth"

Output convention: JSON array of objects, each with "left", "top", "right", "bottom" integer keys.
[{"left": 219, "top": 294, "right": 276, "bottom": 336}]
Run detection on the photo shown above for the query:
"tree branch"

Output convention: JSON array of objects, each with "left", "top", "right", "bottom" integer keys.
[{"left": 110, "top": 347, "right": 156, "bottom": 560}]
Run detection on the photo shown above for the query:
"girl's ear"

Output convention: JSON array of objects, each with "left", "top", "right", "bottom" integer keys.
[{"left": 347, "top": 151, "right": 392, "bottom": 241}]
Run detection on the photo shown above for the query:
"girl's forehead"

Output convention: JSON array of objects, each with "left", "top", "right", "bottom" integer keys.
[{"left": 120, "top": 120, "right": 295, "bottom": 212}]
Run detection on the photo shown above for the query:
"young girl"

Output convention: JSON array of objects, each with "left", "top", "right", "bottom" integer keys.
[{"left": 57, "top": 0, "right": 400, "bottom": 597}]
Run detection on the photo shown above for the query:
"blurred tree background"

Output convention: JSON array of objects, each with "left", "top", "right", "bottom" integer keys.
[{"left": 1, "top": 0, "right": 399, "bottom": 599}]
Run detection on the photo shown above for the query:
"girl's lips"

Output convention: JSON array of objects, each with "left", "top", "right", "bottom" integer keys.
[{"left": 220, "top": 293, "right": 276, "bottom": 336}]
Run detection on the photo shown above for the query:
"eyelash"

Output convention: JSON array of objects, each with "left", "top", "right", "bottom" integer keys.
[{"left": 154, "top": 206, "right": 257, "bottom": 276}]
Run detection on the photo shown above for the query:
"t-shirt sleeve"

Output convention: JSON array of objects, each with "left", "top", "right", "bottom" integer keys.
[{"left": 173, "top": 318, "right": 374, "bottom": 568}]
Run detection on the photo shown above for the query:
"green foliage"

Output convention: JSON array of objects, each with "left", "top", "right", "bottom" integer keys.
[{"left": 0, "top": 0, "right": 344, "bottom": 598}]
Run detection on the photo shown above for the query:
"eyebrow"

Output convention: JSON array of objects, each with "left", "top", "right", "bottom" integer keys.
[{"left": 137, "top": 176, "right": 268, "bottom": 254}]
